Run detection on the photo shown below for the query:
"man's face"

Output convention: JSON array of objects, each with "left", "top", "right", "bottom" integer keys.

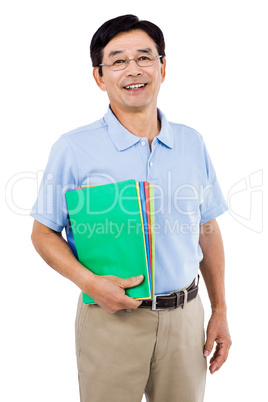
[{"left": 93, "top": 30, "right": 166, "bottom": 114}]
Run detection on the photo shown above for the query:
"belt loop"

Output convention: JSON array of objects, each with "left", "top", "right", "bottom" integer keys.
[
  {"left": 175, "top": 292, "right": 180, "bottom": 308},
  {"left": 182, "top": 289, "right": 188, "bottom": 309},
  {"left": 197, "top": 274, "right": 200, "bottom": 287}
]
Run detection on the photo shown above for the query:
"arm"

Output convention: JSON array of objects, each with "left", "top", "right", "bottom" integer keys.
[
  {"left": 199, "top": 218, "right": 232, "bottom": 374},
  {"left": 31, "top": 220, "right": 143, "bottom": 313}
]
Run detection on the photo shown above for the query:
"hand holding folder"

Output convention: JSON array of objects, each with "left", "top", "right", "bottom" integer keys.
[
  {"left": 65, "top": 179, "right": 155, "bottom": 304},
  {"left": 83, "top": 274, "right": 145, "bottom": 313}
]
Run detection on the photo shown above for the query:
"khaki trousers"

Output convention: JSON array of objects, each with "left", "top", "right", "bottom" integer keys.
[{"left": 75, "top": 294, "right": 207, "bottom": 402}]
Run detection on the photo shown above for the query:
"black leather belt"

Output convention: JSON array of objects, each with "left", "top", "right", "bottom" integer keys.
[{"left": 139, "top": 278, "right": 199, "bottom": 311}]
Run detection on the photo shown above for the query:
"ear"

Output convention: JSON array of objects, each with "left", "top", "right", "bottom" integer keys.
[
  {"left": 160, "top": 58, "right": 166, "bottom": 84},
  {"left": 93, "top": 67, "right": 107, "bottom": 92}
]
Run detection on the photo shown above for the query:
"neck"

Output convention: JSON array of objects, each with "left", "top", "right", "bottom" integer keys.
[{"left": 110, "top": 104, "right": 161, "bottom": 146}]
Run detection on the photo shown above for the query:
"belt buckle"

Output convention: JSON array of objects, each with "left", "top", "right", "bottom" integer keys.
[{"left": 152, "top": 293, "right": 171, "bottom": 311}]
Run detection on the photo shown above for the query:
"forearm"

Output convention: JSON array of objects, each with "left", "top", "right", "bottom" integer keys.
[
  {"left": 31, "top": 220, "right": 143, "bottom": 313},
  {"left": 31, "top": 220, "right": 95, "bottom": 294},
  {"left": 199, "top": 219, "right": 227, "bottom": 313},
  {"left": 199, "top": 219, "right": 231, "bottom": 372}
]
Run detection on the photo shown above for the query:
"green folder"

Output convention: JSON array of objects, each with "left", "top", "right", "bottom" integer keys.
[{"left": 65, "top": 179, "right": 152, "bottom": 303}]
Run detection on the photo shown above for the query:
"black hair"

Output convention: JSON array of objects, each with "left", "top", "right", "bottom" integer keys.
[{"left": 90, "top": 14, "right": 166, "bottom": 76}]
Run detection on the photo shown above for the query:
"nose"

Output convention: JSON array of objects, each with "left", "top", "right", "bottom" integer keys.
[{"left": 125, "top": 59, "right": 143, "bottom": 76}]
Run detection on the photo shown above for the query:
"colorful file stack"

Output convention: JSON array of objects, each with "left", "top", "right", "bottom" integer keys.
[{"left": 65, "top": 179, "right": 155, "bottom": 304}]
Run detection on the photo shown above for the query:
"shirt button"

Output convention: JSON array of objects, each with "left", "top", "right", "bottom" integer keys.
[
  {"left": 141, "top": 140, "right": 146, "bottom": 146},
  {"left": 150, "top": 161, "right": 153, "bottom": 167}
]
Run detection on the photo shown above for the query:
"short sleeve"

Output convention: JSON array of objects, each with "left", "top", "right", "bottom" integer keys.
[
  {"left": 199, "top": 140, "right": 228, "bottom": 225},
  {"left": 30, "top": 135, "right": 79, "bottom": 231}
]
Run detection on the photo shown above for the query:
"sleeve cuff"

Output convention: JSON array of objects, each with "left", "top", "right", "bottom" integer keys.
[
  {"left": 30, "top": 213, "right": 64, "bottom": 232},
  {"left": 200, "top": 204, "right": 228, "bottom": 225}
]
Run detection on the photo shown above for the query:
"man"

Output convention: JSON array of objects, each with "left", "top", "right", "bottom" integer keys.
[{"left": 31, "top": 14, "right": 231, "bottom": 402}]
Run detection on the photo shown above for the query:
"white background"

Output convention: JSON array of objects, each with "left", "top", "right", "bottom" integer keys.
[{"left": 1, "top": 0, "right": 267, "bottom": 401}]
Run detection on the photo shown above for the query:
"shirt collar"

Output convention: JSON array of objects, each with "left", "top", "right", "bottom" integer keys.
[
  {"left": 104, "top": 106, "right": 174, "bottom": 151},
  {"left": 156, "top": 109, "right": 174, "bottom": 149}
]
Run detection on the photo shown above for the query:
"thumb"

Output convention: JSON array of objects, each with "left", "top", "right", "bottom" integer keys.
[
  {"left": 204, "top": 329, "right": 216, "bottom": 357},
  {"left": 121, "top": 275, "right": 144, "bottom": 289}
]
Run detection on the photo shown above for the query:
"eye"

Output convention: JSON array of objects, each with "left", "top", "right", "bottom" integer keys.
[
  {"left": 138, "top": 54, "right": 153, "bottom": 61},
  {"left": 112, "top": 58, "right": 127, "bottom": 65}
]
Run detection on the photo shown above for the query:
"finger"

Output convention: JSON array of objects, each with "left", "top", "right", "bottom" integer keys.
[
  {"left": 121, "top": 275, "right": 144, "bottom": 289},
  {"left": 209, "top": 344, "right": 220, "bottom": 364},
  {"left": 121, "top": 294, "right": 143, "bottom": 310},
  {"left": 210, "top": 343, "right": 229, "bottom": 373},
  {"left": 210, "top": 358, "right": 225, "bottom": 374}
]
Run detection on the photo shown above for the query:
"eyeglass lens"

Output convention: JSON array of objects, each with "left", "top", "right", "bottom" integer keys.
[{"left": 107, "top": 53, "right": 161, "bottom": 71}]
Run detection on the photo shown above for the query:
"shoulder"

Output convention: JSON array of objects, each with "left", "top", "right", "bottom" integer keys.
[
  {"left": 169, "top": 121, "right": 203, "bottom": 140},
  {"left": 61, "top": 117, "right": 107, "bottom": 142},
  {"left": 168, "top": 120, "right": 205, "bottom": 151},
  {"left": 49, "top": 117, "right": 108, "bottom": 154}
]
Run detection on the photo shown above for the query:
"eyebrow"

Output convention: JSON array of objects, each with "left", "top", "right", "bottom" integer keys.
[
  {"left": 108, "top": 48, "right": 154, "bottom": 58},
  {"left": 137, "top": 48, "right": 153, "bottom": 53},
  {"left": 108, "top": 50, "right": 124, "bottom": 58}
]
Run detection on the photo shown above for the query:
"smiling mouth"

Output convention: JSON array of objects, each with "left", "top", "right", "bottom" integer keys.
[{"left": 124, "top": 83, "right": 147, "bottom": 90}]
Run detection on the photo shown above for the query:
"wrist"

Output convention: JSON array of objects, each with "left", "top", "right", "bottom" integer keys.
[
  {"left": 70, "top": 262, "right": 97, "bottom": 295},
  {"left": 84, "top": 272, "right": 99, "bottom": 294},
  {"left": 211, "top": 304, "right": 227, "bottom": 315}
]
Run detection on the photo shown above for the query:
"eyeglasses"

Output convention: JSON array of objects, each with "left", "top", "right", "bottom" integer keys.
[{"left": 99, "top": 52, "right": 163, "bottom": 71}]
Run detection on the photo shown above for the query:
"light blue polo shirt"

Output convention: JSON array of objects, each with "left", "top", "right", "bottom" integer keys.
[{"left": 31, "top": 106, "right": 228, "bottom": 295}]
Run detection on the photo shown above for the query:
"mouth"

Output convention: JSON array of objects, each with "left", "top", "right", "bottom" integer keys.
[{"left": 123, "top": 83, "right": 147, "bottom": 90}]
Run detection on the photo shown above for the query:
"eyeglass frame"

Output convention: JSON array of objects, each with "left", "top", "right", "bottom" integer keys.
[{"left": 99, "top": 53, "right": 163, "bottom": 71}]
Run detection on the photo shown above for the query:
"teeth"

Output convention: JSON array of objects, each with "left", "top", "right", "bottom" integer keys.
[{"left": 125, "top": 84, "right": 146, "bottom": 89}]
